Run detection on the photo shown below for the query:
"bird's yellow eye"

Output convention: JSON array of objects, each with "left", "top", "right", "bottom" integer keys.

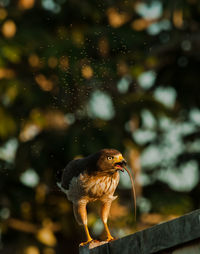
[{"left": 107, "top": 156, "right": 113, "bottom": 160}]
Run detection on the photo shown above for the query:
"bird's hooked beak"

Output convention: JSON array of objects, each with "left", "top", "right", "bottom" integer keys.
[{"left": 113, "top": 154, "right": 127, "bottom": 172}]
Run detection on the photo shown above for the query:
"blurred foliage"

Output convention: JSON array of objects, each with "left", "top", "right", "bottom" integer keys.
[{"left": 1, "top": 0, "right": 200, "bottom": 253}]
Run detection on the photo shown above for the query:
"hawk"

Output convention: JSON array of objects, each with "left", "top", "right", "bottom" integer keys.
[{"left": 57, "top": 148, "right": 136, "bottom": 246}]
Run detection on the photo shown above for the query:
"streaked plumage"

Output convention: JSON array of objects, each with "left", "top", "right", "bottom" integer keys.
[{"left": 58, "top": 148, "right": 127, "bottom": 245}]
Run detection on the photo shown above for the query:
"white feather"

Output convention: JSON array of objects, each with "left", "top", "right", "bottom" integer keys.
[{"left": 57, "top": 182, "right": 69, "bottom": 195}]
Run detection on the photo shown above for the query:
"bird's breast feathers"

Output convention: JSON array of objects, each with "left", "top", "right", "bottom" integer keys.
[{"left": 64, "top": 171, "right": 120, "bottom": 203}]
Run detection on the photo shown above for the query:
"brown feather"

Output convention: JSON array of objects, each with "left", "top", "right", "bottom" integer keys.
[{"left": 58, "top": 149, "right": 135, "bottom": 235}]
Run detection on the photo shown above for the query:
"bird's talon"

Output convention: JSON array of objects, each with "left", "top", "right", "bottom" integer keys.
[
  {"left": 106, "top": 236, "right": 115, "bottom": 242},
  {"left": 79, "top": 239, "right": 93, "bottom": 246}
]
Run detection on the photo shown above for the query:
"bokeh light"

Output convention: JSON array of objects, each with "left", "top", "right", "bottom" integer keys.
[
  {"left": 1, "top": 19, "right": 16, "bottom": 38},
  {"left": 18, "top": 0, "right": 35, "bottom": 9},
  {"left": 1, "top": 1, "right": 200, "bottom": 253}
]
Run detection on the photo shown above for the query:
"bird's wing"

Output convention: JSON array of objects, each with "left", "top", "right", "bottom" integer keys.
[
  {"left": 61, "top": 159, "right": 85, "bottom": 190},
  {"left": 60, "top": 152, "right": 100, "bottom": 190}
]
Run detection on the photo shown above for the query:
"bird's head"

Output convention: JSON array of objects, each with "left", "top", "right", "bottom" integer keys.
[{"left": 96, "top": 149, "right": 127, "bottom": 174}]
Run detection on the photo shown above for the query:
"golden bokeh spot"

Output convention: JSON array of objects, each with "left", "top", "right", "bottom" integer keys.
[
  {"left": 18, "top": 0, "right": 35, "bottom": 9},
  {"left": 107, "top": 7, "right": 130, "bottom": 28},
  {"left": 24, "top": 246, "right": 40, "bottom": 254},
  {"left": 131, "top": 18, "right": 154, "bottom": 31},
  {"left": 141, "top": 213, "right": 178, "bottom": 226},
  {"left": 110, "top": 200, "right": 129, "bottom": 219},
  {"left": 28, "top": 54, "right": 40, "bottom": 67},
  {"left": 0, "top": 68, "right": 15, "bottom": 79},
  {"left": 59, "top": 56, "right": 69, "bottom": 71},
  {"left": 35, "top": 74, "right": 54, "bottom": 91},
  {"left": 81, "top": 65, "right": 93, "bottom": 79},
  {"left": 98, "top": 37, "right": 109, "bottom": 57},
  {"left": 21, "top": 109, "right": 68, "bottom": 135},
  {"left": 2, "top": 20, "right": 17, "bottom": 38},
  {"left": 173, "top": 10, "right": 183, "bottom": 28},
  {"left": 19, "top": 123, "right": 41, "bottom": 142},
  {"left": 0, "top": 8, "right": 7, "bottom": 20},
  {"left": 44, "top": 110, "right": 68, "bottom": 130},
  {"left": 37, "top": 227, "right": 57, "bottom": 247},
  {"left": 48, "top": 57, "right": 58, "bottom": 68}
]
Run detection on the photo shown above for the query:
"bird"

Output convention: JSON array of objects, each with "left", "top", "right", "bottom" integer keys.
[{"left": 57, "top": 148, "right": 135, "bottom": 246}]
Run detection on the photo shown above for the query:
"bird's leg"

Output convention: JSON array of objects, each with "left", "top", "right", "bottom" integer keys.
[
  {"left": 101, "top": 201, "right": 115, "bottom": 241},
  {"left": 73, "top": 202, "right": 93, "bottom": 246},
  {"left": 82, "top": 224, "right": 93, "bottom": 245}
]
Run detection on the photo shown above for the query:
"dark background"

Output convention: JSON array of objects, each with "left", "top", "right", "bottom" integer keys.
[{"left": 1, "top": 0, "right": 200, "bottom": 253}]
